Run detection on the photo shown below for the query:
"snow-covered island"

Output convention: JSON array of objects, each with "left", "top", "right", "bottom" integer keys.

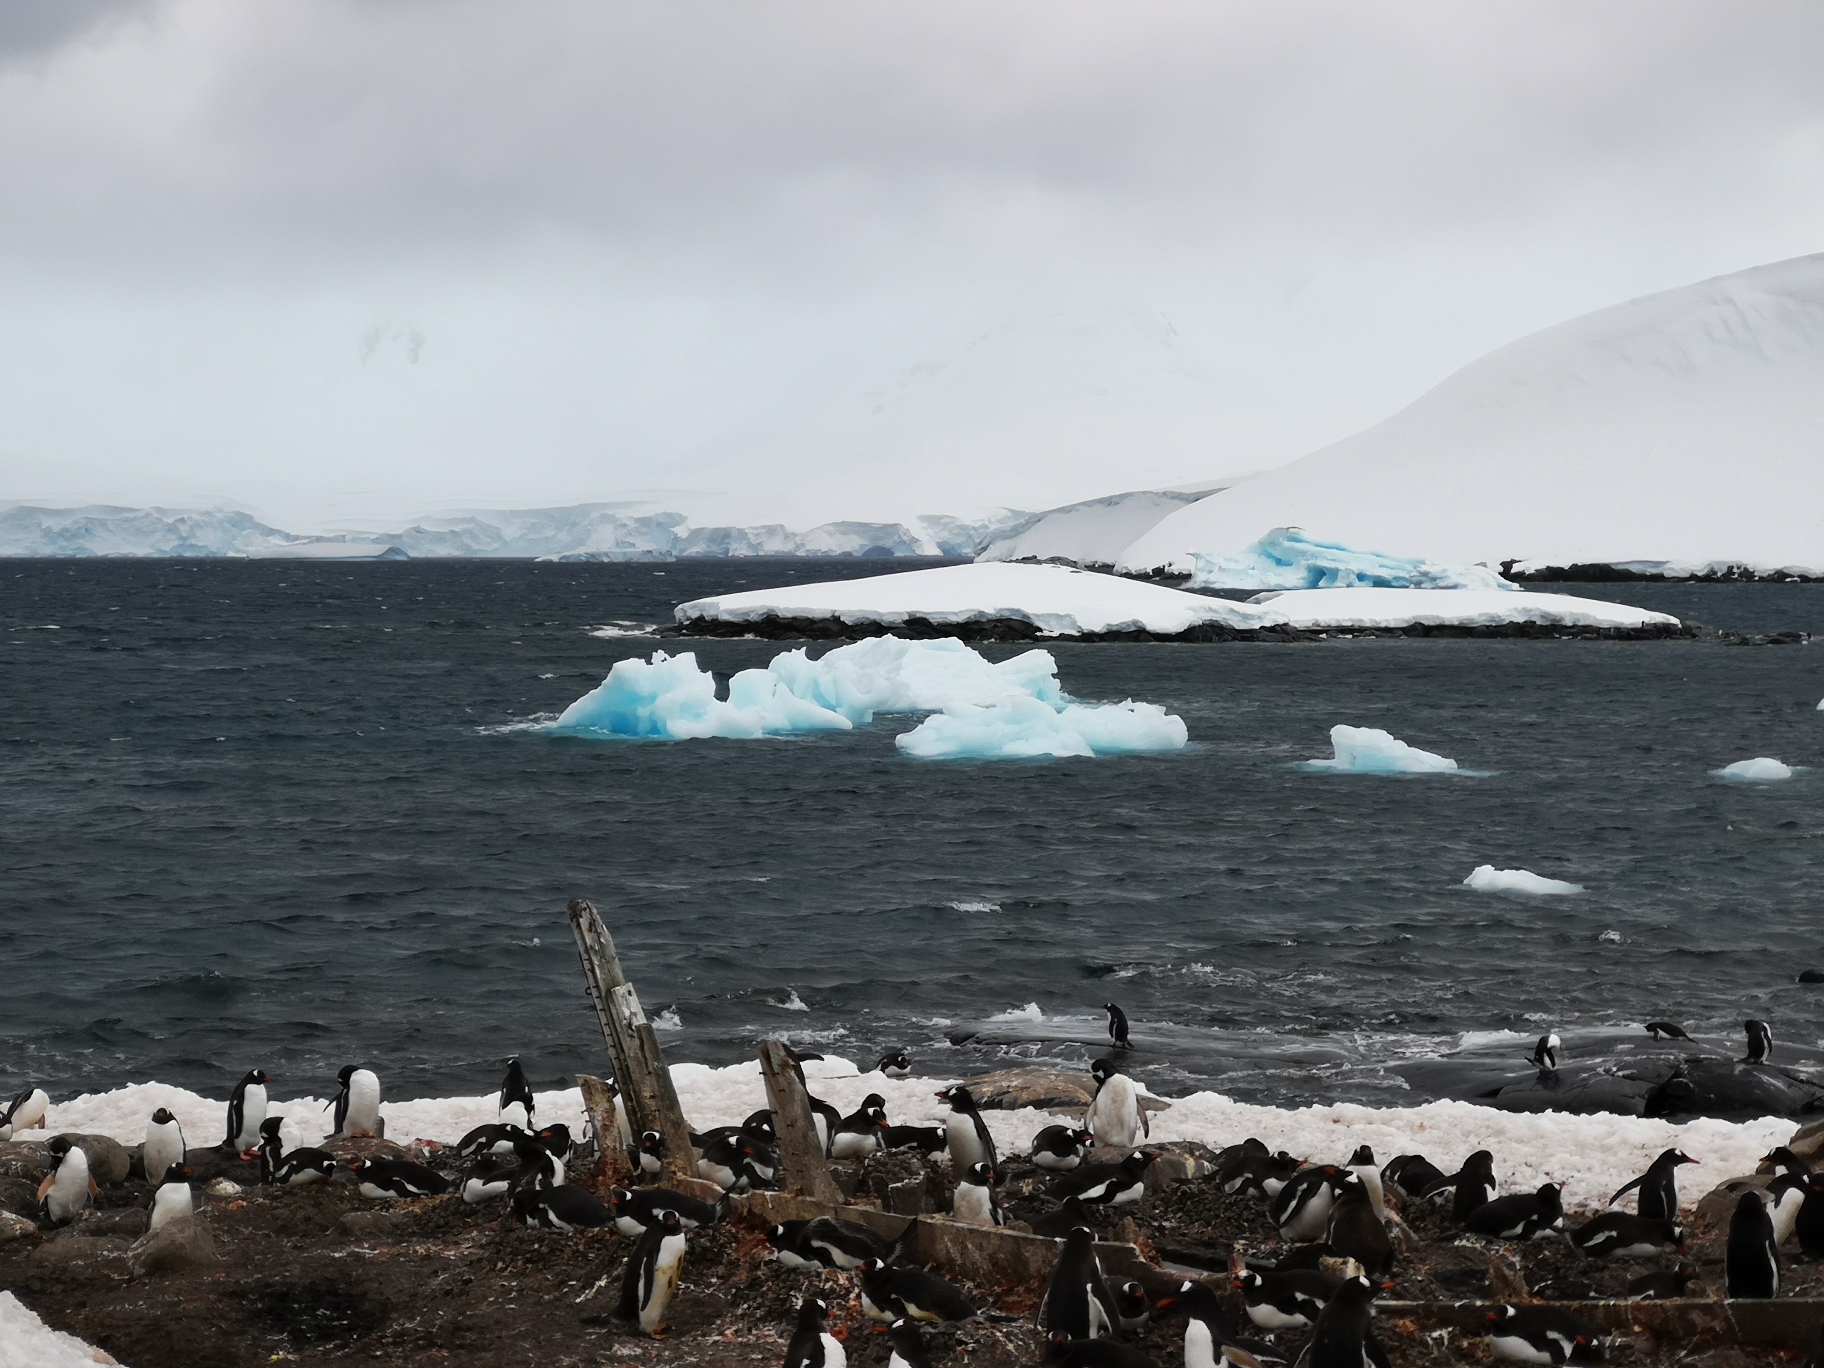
[{"left": 667, "top": 561, "right": 1688, "bottom": 641}]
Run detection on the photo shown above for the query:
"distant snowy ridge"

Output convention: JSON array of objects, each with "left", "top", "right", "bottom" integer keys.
[
  {"left": 1118, "top": 251, "right": 1824, "bottom": 579},
  {"left": 976, "top": 487, "right": 1219, "bottom": 569},
  {"left": 0, "top": 502, "right": 1031, "bottom": 560}
]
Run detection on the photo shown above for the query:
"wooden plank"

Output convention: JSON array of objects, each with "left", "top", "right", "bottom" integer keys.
[
  {"left": 1373, "top": 1299, "right": 1824, "bottom": 1350},
  {"left": 565, "top": 899, "right": 698, "bottom": 1189},
  {"left": 757, "top": 1040, "right": 842, "bottom": 1205},
  {"left": 576, "top": 1074, "right": 630, "bottom": 1187}
]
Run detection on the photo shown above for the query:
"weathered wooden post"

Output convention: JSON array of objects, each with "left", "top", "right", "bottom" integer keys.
[
  {"left": 576, "top": 1073, "right": 629, "bottom": 1186},
  {"left": 567, "top": 899, "right": 698, "bottom": 1189},
  {"left": 757, "top": 1039, "right": 842, "bottom": 1204}
]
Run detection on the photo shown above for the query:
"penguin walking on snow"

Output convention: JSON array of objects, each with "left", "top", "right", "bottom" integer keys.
[
  {"left": 258, "top": 1117, "right": 336, "bottom": 1187},
  {"left": 1084, "top": 1059, "right": 1148, "bottom": 1150},
  {"left": 1529, "top": 1033, "right": 1561, "bottom": 1075},
  {"left": 1101, "top": 1003, "right": 1132, "bottom": 1050},
  {"left": 1741, "top": 1020, "right": 1773, "bottom": 1066},
  {"left": 1037, "top": 1226, "right": 1118, "bottom": 1339},
  {"left": 148, "top": 1162, "right": 195, "bottom": 1232},
  {"left": 0, "top": 1086, "right": 50, "bottom": 1142},
  {"left": 38, "top": 1136, "right": 95, "bottom": 1225},
  {"left": 1608, "top": 1147, "right": 1697, "bottom": 1219},
  {"left": 498, "top": 1057, "right": 535, "bottom": 1128},
  {"left": 937, "top": 1085, "right": 997, "bottom": 1178},
  {"left": 224, "top": 1069, "right": 271, "bottom": 1156},
  {"left": 330, "top": 1065, "right": 382, "bottom": 1138},
  {"left": 783, "top": 1295, "right": 846, "bottom": 1368},
  {"left": 1726, "top": 1190, "right": 1780, "bottom": 1298},
  {"left": 145, "top": 1108, "right": 186, "bottom": 1183},
  {"left": 617, "top": 1209, "right": 686, "bottom": 1337}
]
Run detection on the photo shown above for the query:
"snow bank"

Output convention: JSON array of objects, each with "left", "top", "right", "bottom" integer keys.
[
  {"left": 1302, "top": 725, "right": 1459, "bottom": 774},
  {"left": 0, "top": 1293, "right": 118, "bottom": 1368},
  {"left": 1189, "top": 527, "right": 1511, "bottom": 592},
  {"left": 1249, "top": 586, "right": 1678, "bottom": 632},
  {"left": 1464, "top": 865, "right": 1585, "bottom": 896},
  {"left": 977, "top": 489, "right": 1217, "bottom": 570},
  {"left": 1117, "top": 252, "right": 1824, "bottom": 578},
  {"left": 1715, "top": 757, "right": 1795, "bottom": 783},
  {"left": 896, "top": 697, "right": 1187, "bottom": 760}
]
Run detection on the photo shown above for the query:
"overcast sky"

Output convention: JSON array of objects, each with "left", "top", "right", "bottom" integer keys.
[{"left": 0, "top": 1, "right": 1820, "bottom": 531}]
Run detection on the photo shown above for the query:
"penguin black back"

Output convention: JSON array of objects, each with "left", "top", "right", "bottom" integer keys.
[
  {"left": 1100, "top": 1003, "right": 1131, "bottom": 1050},
  {"left": 1741, "top": 1019, "right": 1773, "bottom": 1065},
  {"left": 1726, "top": 1191, "right": 1779, "bottom": 1298},
  {"left": 1451, "top": 1149, "right": 1498, "bottom": 1222},
  {"left": 1300, "top": 1274, "right": 1382, "bottom": 1368},
  {"left": 498, "top": 1056, "right": 535, "bottom": 1120},
  {"left": 1609, "top": 1147, "right": 1696, "bottom": 1220},
  {"left": 1037, "top": 1226, "right": 1116, "bottom": 1339}
]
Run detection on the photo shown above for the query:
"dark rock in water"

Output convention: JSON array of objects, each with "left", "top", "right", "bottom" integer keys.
[
  {"left": 1646, "top": 1057, "right": 1824, "bottom": 1119},
  {"left": 1492, "top": 1069, "right": 1657, "bottom": 1117},
  {"left": 1799, "top": 969, "right": 1824, "bottom": 984}
]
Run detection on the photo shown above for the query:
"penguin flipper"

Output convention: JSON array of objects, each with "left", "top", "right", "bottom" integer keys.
[
  {"left": 1609, "top": 1174, "right": 1646, "bottom": 1207},
  {"left": 887, "top": 1217, "right": 920, "bottom": 1266}
]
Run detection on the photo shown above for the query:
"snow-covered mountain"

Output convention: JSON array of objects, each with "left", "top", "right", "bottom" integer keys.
[
  {"left": 0, "top": 505, "right": 298, "bottom": 557},
  {"left": 1118, "top": 253, "right": 1824, "bottom": 579},
  {"left": 975, "top": 487, "right": 1222, "bottom": 569}
]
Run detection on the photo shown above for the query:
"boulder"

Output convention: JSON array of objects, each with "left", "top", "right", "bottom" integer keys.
[
  {"left": 962, "top": 1067, "right": 1172, "bottom": 1115},
  {"left": 1692, "top": 1174, "right": 1774, "bottom": 1236},
  {"left": 1788, "top": 1116, "right": 1824, "bottom": 1169},
  {"left": 0, "top": 1210, "right": 38, "bottom": 1244},
  {"left": 127, "top": 1218, "right": 218, "bottom": 1277},
  {"left": 0, "top": 1142, "right": 51, "bottom": 1184},
  {"left": 1646, "top": 1059, "right": 1824, "bottom": 1119},
  {"left": 1492, "top": 1070, "right": 1656, "bottom": 1117},
  {"left": 338, "top": 1211, "right": 400, "bottom": 1238},
  {"left": 0, "top": 1176, "right": 42, "bottom": 1219},
  {"left": 32, "top": 1235, "right": 129, "bottom": 1266},
  {"left": 321, "top": 1135, "right": 410, "bottom": 1164},
  {"left": 80, "top": 1207, "right": 149, "bottom": 1239},
  {"left": 59, "top": 1134, "right": 132, "bottom": 1187},
  {"left": 181, "top": 1147, "right": 259, "bottom": 1185}
]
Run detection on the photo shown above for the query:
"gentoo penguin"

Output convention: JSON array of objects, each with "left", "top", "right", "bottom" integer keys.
[
  {"left": 1741, "top": 1019, "right": 1773, "bottom": 1066},
  {"left": 883, "top": 1124, "right": 947, "bottom": 1155},
  {"left": 1031, "top": 1125, "right": 1095, "bottom": 1171},
  {"left": 330, "top": 1065, "right": 382, "bottom": 1138},
  {"left": 1084, "top": 1059, "right": 1148, "bottom": 1150},
  {"left": 1298, "top": 1274, "right": 1388, "bottom": 1368},
  {"left": 1626, "top": 1263, "right": 1698, "bottom": 1299},
  {"left": 1101, "top": 1003, "right": 1132, "bottom": 1050},
  {"left": 605, "top": 1185, "right": 722, "bottom": 1237},
  {"left": 1466, "top": 1182, "right": 1565, "bottom": 1242},
  {"left": 1326, "top": 1172, "right": 1393, "bottom": 1274},
  {"left": 1036, "top": 1226, "right": 1117, "bottom": 1339},
  {"left": 1725, "top": 1190, "right": 1780, "bottom": 1298},
  {"left": 1644, "top": 1021, "right": 1691, "bottom": 1042},
  {"left": 1049, "top": 1151, "right": 1156, "bottom": 1207},
  {"left": 147, "top": 1162, "right": 195, "bottom": 1233},
  {"left": 511, "top": 1133, "right": 564, "bottom": 1190},
  {"left": 1382, "top": 1153, "right": 1450, "bottom": 1201},
  {"left": 1235, "top": 1266, "right": 1341, "bottom": 1331},
  {"left": 1029, "top": 1196, "right": 1106, "bottom": 1240},
  {"left": 1155, "top": 1278, "right": 1279, "bottom": 1368},
  {"left": 1769, "top": 1172, "right": 1809, "bottom": 1246},
  {"left": 886, "top": 1317, "right": 930, "bottom": 1368},
  {"left": 1608, "top": 1147, "right": 1697, "bottom": 1219},
  {"left": 830, "top": 1096, "right": 890, "bottom": 1159},
  {"left": 617, "top": 1208, "right": 686, "bottom": 1338},
  {"left": 1450, "top": 1150, "right": 1499, "bottom": 1222},
  {"left": 0, "top": 1086, "right": 50, "bottom": 1141},
  {"left": 1763, "top": 1146, "right": 1810, "bottom": 1177},
  {"left": 145, "top": 1108, "right": 186, "bottom": 1183},
  {"left": 1037, "top": 1330, "right": 1157, "bottom": 1368},
  {"left": 857, "top": 1258, "right": 976, "bottom": 1323},
  {"left": 783, "top": 1295, "right": 846, "bottom": 1368},
  {"left": 805, "top": 1092, "right": 844, "bottom": 1156},
  {"left": 630, "top": 1129, "right": 665, "bottom": 1176},
  {"left": 343, "top": 1156, "right": 451, "bottom": 1199},
  {"left": 460, "top": 1158, "right": 516, "bottom": 1205},
  {"left": 936, "top": 1085, "right": 997, "bottom": 1179},
  {"left": 511, "top": 1183, "right": 614, "bottom": 1231},
  {"left": 497, "top": 1056, "right": 535, "bottom": 1126},
  {"left": 1219, "top": 1143, "right": 1302, "bottom": 1200},
  {"left": 1794, "top": 1172, "right": 1824, "bottom": 1260},
  {"left": 1346, "top": 1144, "right": 1386, "bottom": 1218},
  {"left": 37, "top": 1137, "right": 95, "bottom": 1225},
  {"left": 1529, "top": 1033, "right": 1560, "bottom": 1075},
  {"left": 876, "top": 1049, "right": 913, "bottom": 1078},
  {"left": 1270, "top": 1164, "right": 1345, "bottom": 1243},
  {"left": 1111, "top": 1280, "right": 1149, "bottom": 1332},
  {"left": 952, "top": 1162, "right": 1003, "bottom": 1227},
  {"left": 1570, "top": 1212, "right": 1684, "bottom": 1259},
  {"left": 224, "top": 1069, "right": 270, "bottom": 1156},
  {"left": 1485, "top": 1304, "right": 1602, "bottom": 1365},
  {"left": 456, "top": 1121, "right": 529, "bottom": 1159},
  {"left": 696, "top": 1131, "right": 770, "bottom": 1191},
  {"left": 764, "top": 1216, "right": 894, "bottom": 1270},
  {"left": 257, "top": 1117, "right": 335, "bottom": 1187}
]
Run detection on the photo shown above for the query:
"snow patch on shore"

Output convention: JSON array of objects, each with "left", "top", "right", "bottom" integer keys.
[{"left": 0, "top": 1292, "right": 118, "bottom": 1367}]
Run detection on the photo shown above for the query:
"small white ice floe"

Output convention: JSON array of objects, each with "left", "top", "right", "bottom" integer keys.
[
  {"left": 1300, "top": 724, "right": 1458, "bottom": 774},
  {"left": 774, "top": 989, "right": 810, "bottom": 1012},
  {"left": 1463, "top": 865, "right": 1584, "bottom": 896},
  {"left": 652, "top": 1007, "right": 684, "bottom": 1031},
  {"left": 1714, "top": 757, "right": 1795, "bottom": 783}
]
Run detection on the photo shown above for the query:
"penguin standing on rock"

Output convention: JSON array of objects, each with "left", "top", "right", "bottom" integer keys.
[
  {"left": 145, "top": 1108, "right": 186, "bottom": 1183},
  {"left": 1741, "top": 1020, "right": 1773, "bottom": 1066},
  {"left": 1270, "top": 1164, "right": 1345, "bottom": 1243},
  {"left": 330, "top": 1065, "right": 382, "bottom": 1138},
  {"left": 258, "top": 1117, "right": 336, "bottom": 1187},
  {"left": 1298, "top": 1274, "right": 1390, "bottom": 1368},
  {"left": 1084, "top": 1059, "right": 1148, "bottom": 1150},
  {"left": 1327, "top": 1172, "right": 1394, "bottom": 1274},
  {"left": 224, "top": 1069, "right": 271, "bottom": 1156},
  {"left": 1101, "top": 1004, "right": 1132, "bottom": 1050},
  {"left": 498, "top": 1057, "right": 535, "bottom": 1128},
  {"left": 617, "top": 1209, "right": 686, "bottom": 1337},
  {"left": 783, "top": 1295, "right": 846, "bottom": 1368},
  {"left": 937, "top": 1085, "right": 997, "bottom": 1179},
  {"left": 1450, "top": 1150, "right": 1499, "bottom": 1222},
  {"left": 148, "top": 1162, "right": 195, "bottom": 1232},
  {"left": 1037, "top": 1226, "right": 1117, "bottom": 1339},
  {"left": 952, "top": 1162, "right": 1003, "bottom": 1227},
  {"left": 37, "top": 1137, "right": 95, "bottom": 1225},
  {"left": 1346, "top": 1144, "right": 1386, "bottom": 1218},
  {"left": 1529, "top": 1033, "right": 1561, "bottom": 1075},
  {"left": 1608, "top": 1148, "right": 1697, "bottom": 1220},
  {"left": 885, "top": 1318, "right": 929, "bottom": 1368},
  {"left": 1726, "top": 1191, "right": 1780, "bottom": 1298}
]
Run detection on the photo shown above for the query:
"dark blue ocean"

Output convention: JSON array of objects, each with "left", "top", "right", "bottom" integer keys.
[{"left": 4, "top": 558, "right": 1822, "bottom": 1110}]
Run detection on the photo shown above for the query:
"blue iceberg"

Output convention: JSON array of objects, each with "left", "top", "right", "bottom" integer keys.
[{"left": 1188, "top": 527, "right": 1513, "bottom": 591}]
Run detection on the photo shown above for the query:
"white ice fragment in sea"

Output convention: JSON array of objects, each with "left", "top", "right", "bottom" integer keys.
[
  {"left": 1715, "top": 757, "right": 1794, "bottom": 783},
  {"left": 1600, "top": 929, "right": 1623, "bottom": 943},
  {"left": 775, "top": 989, "right": 810, "bottom": 1012},
  {"left": 1463, "top": 865, "right": 1585, "bottom": 896},
  {"left": 989, "top": 1002, "right": 1045, "bottom": 1022},
  {"left": 1301, "top": 724, "right": 1459, "bottom": 774},
  {"left": 895, "top": 696, "right": 1187, "bottom": 760},
  {"left": 947, "top": 900, "right": 1000, "bottom": 913},
  {"left": 652, "top": 1007, "right": 684, "bottom": 1031},
  {"left": 1186, "top": 527, "right": 1513, "bottom": 592}
]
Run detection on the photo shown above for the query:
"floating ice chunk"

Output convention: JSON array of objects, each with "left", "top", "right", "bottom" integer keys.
[
  {"left": 652, "top": 1007, "right": 684, "bottom": 1031},
  {"left": 551, "top": 649, "right": 851, "bottom": 739},
  {"left": 1715, "top": 757, "right": 1795, "bottom": 783},
  {"left": 1464, "top": 865, "right": 1585, "bottom": 896},
  {"left": 895, "top": 696, "right": 1187, "bottom": 760},
  {"left": 1187, "top": 527, "right": 1513, "bottom": 592},
  {"left": 1302, "top": 724, "right": 1458, "bottom": 774},
  {"left": 766, "top": 635, "right": 1061, "bottom": 722}
]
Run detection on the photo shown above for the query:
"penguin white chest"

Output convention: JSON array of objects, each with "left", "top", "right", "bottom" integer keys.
[
  {"left": 1183, "top": 1318, "right": 1220, "bottom": 1368},
  {"left": 639, "top": 1233, "right": 686, "bottom": 1333},
  {"left": 1087, "top": 1077, "right": 1143, "bottom": 1149},
  {"left": 149, "top": 1183, "right": 193, "bottom": 1231},
  {"left": 146, "top": 1121, "right": 185, "bottom": 1179},
  {"left": 952, "top": 1184, "right": 996, "bottom": 1227},
  {"left": 45, "top": 1151, "right": 92, "bottom": 1224},
  {"left": 236, "top": 1084, "right": 267, "bottom": 1149},
  {"left": 345, "top": 1071, "right": 382, "bottom": 1136}
]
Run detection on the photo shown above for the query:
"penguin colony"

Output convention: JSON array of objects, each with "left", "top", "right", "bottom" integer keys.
[{"left": 2, "top": 1011, "right": 1820, "bottom": 1367}]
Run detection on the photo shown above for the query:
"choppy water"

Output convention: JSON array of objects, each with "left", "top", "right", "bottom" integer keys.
[{"left": 4, "top": 559, "right": 1822, "bottom": 1111}]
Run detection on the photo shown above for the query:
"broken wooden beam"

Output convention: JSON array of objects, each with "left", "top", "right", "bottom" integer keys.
[
  {"left": 757, "top": 1039, "right": 842, "bottom": 1205},
  {"left": 566, "top": 898, "right": 698, "bottom": 1189},
  {"left": 575, "top": 1074, "right": 630, "bottom": 1187}
]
